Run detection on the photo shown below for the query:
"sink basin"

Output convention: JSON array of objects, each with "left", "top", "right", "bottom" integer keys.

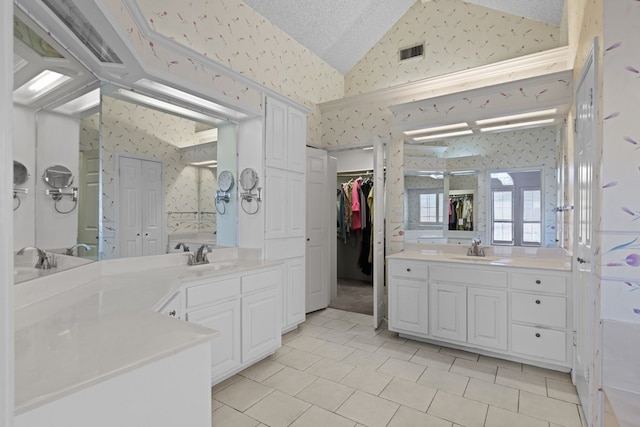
[{"left": 188, "top": 261, "right": 239, "bottom": 270}]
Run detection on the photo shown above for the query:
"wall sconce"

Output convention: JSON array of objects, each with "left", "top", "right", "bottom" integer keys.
[
  {"left": 239, "top": 168, "right": 262, "bottom": 215},
  {"left": 42, "top": 164, "right": 78, "bottom": 214}
]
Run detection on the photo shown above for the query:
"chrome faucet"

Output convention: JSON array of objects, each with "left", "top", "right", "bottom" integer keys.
[
  {"left": 467, "top": 237, "right": 485, "bottom": 257},
  {"left": 17, "top": 246, "right": 53, "bottom": 269},
  {"left": 174, "top": 242, "right": 190, "bottom": 252},
  {"left": 65, "top": 243, "right": 91, "bottom": 256},
  {"left": 194, "top": 244, "right": 212, "bottom": 264}
]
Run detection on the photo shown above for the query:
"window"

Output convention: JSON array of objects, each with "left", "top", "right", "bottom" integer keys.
[
  {"left": 419, "top": 190, "right": 444, "bottom": 224},
  {"left": 522, "top": 189, "right": 541, "bottom": 244},
  {"left": 490, "top": 170, "right": 542, "bottom": 246},
  {"left": 492, "top": 190, "right": 514, "bottom": 243}
]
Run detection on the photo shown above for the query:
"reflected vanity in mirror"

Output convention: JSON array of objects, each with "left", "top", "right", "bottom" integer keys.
[{"left": 13, "top": 160, "right": 29, "bottom": 211}]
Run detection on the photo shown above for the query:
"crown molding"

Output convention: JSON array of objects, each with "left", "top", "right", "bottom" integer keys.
[{"left": 320, "top": 46, "right": 571, "bottom": 113}]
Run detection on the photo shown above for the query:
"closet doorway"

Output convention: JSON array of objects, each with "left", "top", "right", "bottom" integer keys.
[{"left": 328, "top": 143, "right": 385, "bottom": 324}]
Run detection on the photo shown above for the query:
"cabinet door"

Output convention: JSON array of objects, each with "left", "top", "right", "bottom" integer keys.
[
  {"left": 242, "top": 287, "right": 281, "bottom": 363},
  {"left": 389, "top": 278, "right": 428, "bottom": 335},
  {"left": 158, "top": 291, "right": 182, "bottom": 320},
  {"left": 265, "top": 97, "right": 288, "bottom": 169},
  {"left": 287, "top": 107, "right": 306, "bottom": 173},
  {"left": 429, "top": 283, "right": 467, "bottom": 342},
  {"left": 287, "top": 257, "right": 305, "bottom": 327},
  {"left": 187, "top": 299, "right": 241, "bottom": 382},
  {"left": 265, "top": 168, "right": 288, "bottom": 239},
  {"left": 468, "top": 288, "right": 507, "bottom": 350}
]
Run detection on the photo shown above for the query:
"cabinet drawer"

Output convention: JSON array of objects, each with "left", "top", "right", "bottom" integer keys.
[
  {"left": 185, "top": 277, "right": 240, "bottom": 308},
  {"left": 242, "top": 268, "right": 281, "bottom": 294},
  {"left": 511, "top": 324, "right": 566, "bottom": 362},
  {"left": 430, "top": 265, "right": 507, "bottom": 288},
  {"left": 512, "top": 272, "right": 566, "bottom": 295},
  {"left": 512, "top": 293, "right": 566, "bottom": 328},
  {"left": 389, "top": 260, "right": 428, "bottom": 280}
]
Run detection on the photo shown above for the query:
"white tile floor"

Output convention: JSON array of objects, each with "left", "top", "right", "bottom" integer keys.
[{"left": 211, "top": 308, "right": 586, "bottom": 427}]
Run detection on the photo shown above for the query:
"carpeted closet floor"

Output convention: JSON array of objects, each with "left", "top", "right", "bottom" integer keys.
[{"left": 329, "top": 278, "right": 373, "bottom": 315}]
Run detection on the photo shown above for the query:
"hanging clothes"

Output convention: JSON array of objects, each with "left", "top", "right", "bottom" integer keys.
[
  {"left": 358, "top": 179, "right": 373, "bottom": 275},
  {"left": 352, "top": 178, "right": 362, "bottom": 231}
]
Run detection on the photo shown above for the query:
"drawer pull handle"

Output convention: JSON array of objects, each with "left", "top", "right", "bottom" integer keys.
[
  {"left": 535, "top": 279, "right": 541, "bottom": 284},
  {"left": 535, "top": 300, "right": 541, "bottom": 305},
  {"left": 535, "top": 333, "right": 541, "bottom": 338},
  {"left": 406, "top": 268, "right": 411, "bottom": 272},
  {"left": 577, "top": 257, "right": 586, "bottom": 264},
  {"left": 168, "top": 310, "right": 177, "bottom": 317}
]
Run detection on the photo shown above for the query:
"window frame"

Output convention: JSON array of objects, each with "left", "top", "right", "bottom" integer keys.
[{"left": 491, "top": 188, "right": 515, "bottom": 245}]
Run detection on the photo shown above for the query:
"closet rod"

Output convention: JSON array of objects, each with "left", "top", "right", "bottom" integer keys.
[{"left": 337, "top": 170, "right": 373, "bottom": 178}]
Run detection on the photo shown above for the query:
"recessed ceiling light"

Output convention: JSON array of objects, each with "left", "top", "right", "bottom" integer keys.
[
  {"left": 412, "top": 129, "right": 473, "bottom": 142},
  {"left": 475, "top": 108, "right": 558, "bottom": 126},
  {"left": 53, "top": 88, "right": 100, "bottom": 115},
  {"left": 14, "top": 70, "right": 71, "bottom": 103},
  {"left": 113, "top": 88, "right": 226, "bottom": 128},
  {"left": 190, "top": 160, "right": 218, "bottom": 166},
  {"left": 479, "top": 118, "right": 556, "bottom": 133},
  {"left": 136, "top": 79, "right": 248, "bottom": 121},
  {"left": 404, "top": 122, "right": 468, "bottom": 136}
]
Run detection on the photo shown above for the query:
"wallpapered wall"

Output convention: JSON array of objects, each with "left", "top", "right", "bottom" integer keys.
[
  {"left": 100, "top": 95, "right": 215, "bottom": 259},
  {"left": 345, "top": 0, "right": 565, "bottom": 96},
  {"left": 600, "top": 1, "right": 640, "bottom": 325},
  {"left": 106, "top": 0, "right": 344, "bottom": 147}
]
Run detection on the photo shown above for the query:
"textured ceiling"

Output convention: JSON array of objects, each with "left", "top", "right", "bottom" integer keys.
[
  {"left": 243, "top": 0, "right": 416, "bottom": 74},
  {"left": 243, "top": 0, "right": 565, "bottom": 75}
]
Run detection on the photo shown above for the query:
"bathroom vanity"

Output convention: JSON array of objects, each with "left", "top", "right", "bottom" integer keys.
[
  {"left": 13, "top": 248, "right": 283, "bottom": 427},
  {"left": 387, "top": 244, "right": 572, "bottom": 371}
]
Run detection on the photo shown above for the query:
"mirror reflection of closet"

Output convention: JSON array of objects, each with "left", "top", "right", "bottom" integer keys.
[{"left": 446, "top": 172, "right": 478, "bottom": 232}]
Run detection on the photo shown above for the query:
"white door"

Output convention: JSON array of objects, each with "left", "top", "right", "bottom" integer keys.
[
  {"left": 373, "top": 139, "right": 386, "bottom": 328},
  {"left": 306, "top": 147, "right": 329, "bottom": 312},
  {"left": 77, "top": 149, "right": 99, "bottom": 258},
  {"left": 573, "top": 41, "right": 597, "bottom": 418},
  {"left": 140, "top": 159, "right": 163, "bottom": 256},
  {"left": 118, "top": 156, "right": 164, "bottom": 258}
]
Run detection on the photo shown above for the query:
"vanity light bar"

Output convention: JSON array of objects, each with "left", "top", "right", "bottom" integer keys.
[
  {"left": 403, "top": 122, "right": 468, "bottom": 136},
  {"left": 475, "top": 108, "right": 558, "bottom": 126},
  {"left": 479, "top": 118, "right": 556, "bottom": 133},
  {"left": 362, "top": 147, "right": 374, "bottom": 151},
  {"left": 135, "top": 79, "right": 248, "bottom": 121},
  {"left": 412, "top": 129, "right": 473, "bottom": 142}
]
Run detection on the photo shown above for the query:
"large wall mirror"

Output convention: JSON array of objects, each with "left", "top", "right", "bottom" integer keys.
[
  {"left": 403, "top": 124, "right": 562, "bottom": 247},
  {"left": 12, "top": 8, "right": 240, "bottom": 282}
]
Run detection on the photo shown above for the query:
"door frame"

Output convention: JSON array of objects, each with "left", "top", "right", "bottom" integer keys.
[{"left": 114, "top": 152, "right": 166, "bottom": 258}]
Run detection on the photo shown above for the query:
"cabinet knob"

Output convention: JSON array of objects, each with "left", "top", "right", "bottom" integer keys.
[
  {"left": 168, "top": 310, "right": 177, "bottom": 317},
  {"left": 406, "top": 268, "right": 411, "bottom": 272},
  {"left": 535, "top": 333, "right": 541, "bottom": 338},
  {"left": 535, "top": 300, "right": 541, "bottom": 305},
  {"left": 535, "top": 279, "right": 541, "bottom": 284}
]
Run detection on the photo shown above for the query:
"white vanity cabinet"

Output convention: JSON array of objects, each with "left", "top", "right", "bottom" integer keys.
[
  {"left": 158, "top": 291, "right": 183, "bottom": 319},
  {"left": 182, "top": 265, "right": 283, "bottom": 385},
  {"left": 388, "top": 260, "right": 428, "bottom": 335},
  {"left": 387, "top": 256, "right": 571, "bottom": 370}
]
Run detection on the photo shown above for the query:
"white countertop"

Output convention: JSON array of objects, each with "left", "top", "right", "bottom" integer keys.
[
  {"left": 14, "top": 249, "right": 281, "bottom": 414},
  {"left": 388, "top": 244, "right": 572, "bottom": 271}
]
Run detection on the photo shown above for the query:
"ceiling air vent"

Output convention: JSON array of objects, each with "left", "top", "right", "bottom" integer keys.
[{"left": 399, "top": 43, "right": 424, "bottom": 61}]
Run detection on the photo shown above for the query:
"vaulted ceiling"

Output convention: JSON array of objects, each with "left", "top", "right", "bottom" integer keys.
[{"left": 243, "top": 0, "right": 566, "bottom": 74}]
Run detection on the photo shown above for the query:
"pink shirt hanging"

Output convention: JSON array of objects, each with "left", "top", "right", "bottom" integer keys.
[{"left": 352, "top": 178, "right": 362, "bottom": 230}]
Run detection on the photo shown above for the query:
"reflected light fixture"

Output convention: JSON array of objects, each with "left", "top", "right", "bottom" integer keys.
[
  {"left": 113, "top": 88, "right": 225, "bottom": 128},
  {"left": 404, "top": 122, "right": 468, "bottom": 136},
  {"left": 479, "top": 118, "right": 556, "bottom": 133},
  {"left": 190, "top": 160, "right": 218, "bottom": 166},
  {"left": 14, "top": 70, "right": 72, "bottom": 103},
  {"left": 135, "top": 79, "right": 248, "bottom": 121},
  {"left": 475, "top": 108, "right": 558, "bottom": 126},
  {"left": 362, "top": 147, "right": 374, "bottom": 151},
  {"left": 412, "top": 129, "right": 473, "bottom": 142},
  {"left": 53, "top": 88, "right": 100, "bottom": 115}
]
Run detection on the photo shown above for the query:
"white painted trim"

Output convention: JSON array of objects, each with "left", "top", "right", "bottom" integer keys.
[
  {"left": 321, "top": 46, "right": 571, "bottom": 113},
  {"left": 1, "top": 0, "right": 15, "bottom": 424}
]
